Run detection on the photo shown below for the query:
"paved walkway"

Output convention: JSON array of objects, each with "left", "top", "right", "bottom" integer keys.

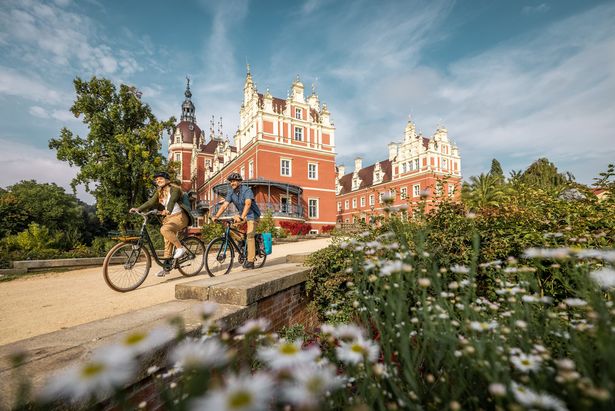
[{"left": 0, "top": 238, "right": 331, "bottom": 346}]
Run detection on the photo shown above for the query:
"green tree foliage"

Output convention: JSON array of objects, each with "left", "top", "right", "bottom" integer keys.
[
  {"left": 0, "top": 189, "right": 29, "bottom": 237},
  {"left": 48, "top": 77, "right": 175, "bottom": 228},
  {"left": 520, "top": 157, "right": 573, "bottom": 190},
  {"left": 488, "top": 158, "right": 505, "bottom": 184},
  {"left": 462, "top": 173, "right": 505, "bottom": 210},
  {"left": 594, "top": 163, "right": 615, "bottom": 201},
  {"left": 3, "top": 223, "right": 61, "bottom": 253},
  {"left": 6, "top": 180, "right": 82, "bottom": 234}
]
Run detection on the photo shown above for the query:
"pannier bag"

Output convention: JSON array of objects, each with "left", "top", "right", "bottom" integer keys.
[{"left": 262, "top": 232, "right": 272, "bottom": 255}]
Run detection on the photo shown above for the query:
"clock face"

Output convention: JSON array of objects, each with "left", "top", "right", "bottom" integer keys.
[{"left": 188, "top": 124, "right": 194, "bottom": 131}]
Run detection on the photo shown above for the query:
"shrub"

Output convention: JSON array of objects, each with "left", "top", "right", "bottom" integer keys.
[
  {"left": 321, "top": 224, "right": 335, "bottom": 234},
  {"left": 201, "top": 220, "right": 225, "bottom": 245},
  {"left": 279, "top": 221, "right": 312, "bottom": 236}
]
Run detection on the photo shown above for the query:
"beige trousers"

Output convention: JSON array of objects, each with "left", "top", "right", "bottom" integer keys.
[
  {"left": 231, "top": 220, "right": 258, "bottom": 262},
  {"left": 160, "top": 212, "right": 189, "bottom": 258}
]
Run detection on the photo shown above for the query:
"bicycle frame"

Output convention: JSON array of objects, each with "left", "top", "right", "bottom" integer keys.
[{"left": 217, "top": 220, "right": 248, "bottom": 259}]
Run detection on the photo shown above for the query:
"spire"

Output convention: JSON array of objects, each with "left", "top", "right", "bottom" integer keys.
[{"left": 181, "top": 76, "right": 196, "bottom": 123}]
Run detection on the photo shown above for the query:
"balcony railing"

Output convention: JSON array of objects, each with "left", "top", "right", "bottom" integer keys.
[{"left": 206, "top": 201, "right": 304, "bottom": 220}]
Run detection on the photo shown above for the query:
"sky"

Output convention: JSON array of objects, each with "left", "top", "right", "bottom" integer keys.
[{"left": 1, "top": 0, "right": 614, "bottom": 204}]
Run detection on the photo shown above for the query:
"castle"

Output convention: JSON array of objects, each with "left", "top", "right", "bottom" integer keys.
[{"left": 168, "top": 70, "right": 461, "bottom": 233}]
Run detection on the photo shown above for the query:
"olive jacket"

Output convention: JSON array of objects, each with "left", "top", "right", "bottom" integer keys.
[{"left": 137, "top": 185, "right": 194, "bottom": 226}]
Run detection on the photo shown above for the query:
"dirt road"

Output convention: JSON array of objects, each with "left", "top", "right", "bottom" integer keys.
[{"left": 0, "top": 238, "right": 330, "bottom": 346}]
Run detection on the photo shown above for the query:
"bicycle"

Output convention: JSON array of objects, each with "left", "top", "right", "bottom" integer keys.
[
  {"left": 103, "top": 210, "right": 206, "bottom": 292},
  {"left": 204, "top": 219, "right": 267, "bottom": 276}
]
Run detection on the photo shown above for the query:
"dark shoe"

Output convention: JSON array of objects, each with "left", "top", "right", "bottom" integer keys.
[{"left": 243, "top": 261, "right": 255, "bottom": 270}]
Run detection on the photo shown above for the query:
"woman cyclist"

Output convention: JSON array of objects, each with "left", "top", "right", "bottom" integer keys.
[{"left": 130, "top": 172, "right": 193, "bottom": 277}]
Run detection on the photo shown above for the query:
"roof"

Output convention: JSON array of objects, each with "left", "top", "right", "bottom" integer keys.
[
  {"left": 258, "top": 93, "right": 287, "bottom": 113},
  {"left": 173, "top": 121, "right": 202, "bottom": 144},
  {"left": 338, "top": 159, "right": 392, "bottom": 195}
]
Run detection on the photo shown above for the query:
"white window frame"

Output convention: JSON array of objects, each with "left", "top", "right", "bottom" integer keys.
[
  {"left": 308, "top": 162, "right": 318, "bottom": 180},
  {"left": 248, "top": 160, "right": 254, "bottom": 179},
  {"left": 344, "top": 200, "right": 349, "bottom": 209},
  {"left": 442, "top": 158, "right": 448, "bottom": 170},
  {"left": 240, "top": 166, "right": 245, "bottom": 179},
  {"left": 415, "top": 159, "right": 420, "bottom": 170},
  {"left": 448, "top": 184, "right": 455, "bottom": 196},
  {"left": 308, "top": 198, "right": 319, "bottom": 218},
  {"left": 337, "top": 201, "right": 342, "bottom": 212},
  {"left": 294, "top": 126, "right": 303, "bottom": 141},
  {"left": 413, "top": 184, "right": 420, "bottom": 197},
  {"left": 402, "top": 163, "right": 407, "bottom": 173},
  {"left": 352, "top": 198, "right": 357, "bottom": 209},
  {"left": 369, "top": 194, "right": 375, "bottom": 206},
  {"left": 175, "top": 153, "right": 181, "bottom": 162},
  {"left": 280, "top": 158, "right": 292, "bottom": 177},
  {"left": 400, "top": 187, "right": 408, "bottom": 199},
  {"left": 360, "top": 196, "right": 365, "bottom": 207},
  {"left": 378, "top": 192, "right": 384, "bottom": 203},
  {"left": 205, "top": 159, "right": 211, "bottom": 167},
  {"left": 295, "top": 108, "right": 302, "bottom": 119}
]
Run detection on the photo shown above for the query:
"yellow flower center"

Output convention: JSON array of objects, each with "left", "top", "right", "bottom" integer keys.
[
  {"left": 307, "top": 377, "right": 324, "bottom": 393},
  {"left": 124, "top": 332, "right": 146, "bottom": 345},
  {"left": 521, "top": 359, "right": 531, "bottom": 366},
  {"left": 351, "top": 344, "right": 366, "bottom": 354},
  {"left": 81, "top": 362, "right": 105, "bottom": 379},
  {"left": 280, "top": 343, "right": 299, "bottom": 355},
  {"left": 228, "top": 390, "right": 252, "bottom": 408}
]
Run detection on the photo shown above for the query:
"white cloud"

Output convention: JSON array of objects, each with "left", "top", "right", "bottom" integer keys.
[
  {"left": 0, "top": 66, "right": 67, "bottom": 104},
  {"left": 331, "top": 2, "right": 615, "bottom": 184},
  {"left": 29, "top": 105, "right": 49, "bottom": 118},
  {"left": 522, "top": 3, "right": 550, "bottom": 15},
  {"left": 0, "top": 138, "right": 94, "bottom": 203}
]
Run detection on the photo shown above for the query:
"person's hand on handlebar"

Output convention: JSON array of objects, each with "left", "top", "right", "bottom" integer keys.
[{"left": 233, "top": 215, "right": 245, "bottom": 223}]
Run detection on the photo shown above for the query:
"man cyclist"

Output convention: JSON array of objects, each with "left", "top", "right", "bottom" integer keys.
[{"left": 211, "top": 172, "right": 261, "bottom": 269}]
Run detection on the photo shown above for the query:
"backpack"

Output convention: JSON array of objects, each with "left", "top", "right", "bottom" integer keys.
[{"left": 181, "top": 190, "right": 191, "bottom": 211}]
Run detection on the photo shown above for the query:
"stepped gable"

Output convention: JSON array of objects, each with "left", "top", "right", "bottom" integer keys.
[{"left": 338, "top": 159, "right": 392, "bottom": 195}]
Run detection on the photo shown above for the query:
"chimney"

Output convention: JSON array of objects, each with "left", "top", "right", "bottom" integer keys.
[
  {"left": 388, "top": 142, "right": 398, "bottom": 161},
  {"left": 354, "top": 157, "right": 363, "bottom": 172},
  {"left": 337, "top": 164, "right": 346, "bottom": 178}
]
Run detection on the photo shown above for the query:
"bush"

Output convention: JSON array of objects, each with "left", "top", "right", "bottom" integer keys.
[
  {"left": 279, "top": 221, "right": 312, "bottom": 236},
  {"left": 257, "top": 210, "right": 276, "bottom": 235},
  {"left": 321, "top": 224, "right": 335, "bottom": 234}
]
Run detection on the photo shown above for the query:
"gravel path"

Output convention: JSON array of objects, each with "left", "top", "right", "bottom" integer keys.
[{"left": 0, "top": 238, "right": 331, "bottom": 346}]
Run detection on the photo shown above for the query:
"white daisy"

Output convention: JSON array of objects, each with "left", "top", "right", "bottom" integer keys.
[
  {"left": 170, "top": 338, "right": 230, "bottom": 370},
  {"left": 283, "top": 365, "right": 343, "bottom": 408},
  {"left": 41, "top": 345, "right": 135, "bottom": 403},
  {"left": 197, "top": 301, "right": 220, "bottom": 319},
  {"left": 190, "top": 372, "right": 273, "bottom": 411},
  {"left": 469, "top": 321, "right": 498, "bottom": 332},
  {"left": 563, "top": 298, "right": 587, "bottom": 307},
  {"left": 511, "top": 382, "right": 539, "bottom": 407},
  {"left": 450, "top": 264, "right": 470, "bottom": 274},
  {"left": 236, "top": 318, "right": 270, "bottom": 335},
  {"left": 257, "top": 339, "right": 321, "bottom": 370},
  {"left": 510, "top": 353, "right": 542, "bottom": 373},
  {"left": 119, "top": 325, "right": 176, "bottom": 356},
  {"left": 332, "top": 324, "right": 365, "bottom": 341},
  {"left": 589, "top": 268, "right": 615, "bottom": 289},
  {"left": 335, "top": 337, "right": 380, "bottom": 364}
]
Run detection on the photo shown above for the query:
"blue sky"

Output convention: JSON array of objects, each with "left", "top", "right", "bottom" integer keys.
[{"left": 1, "top": 0, "right": 614, "bottom": 204}]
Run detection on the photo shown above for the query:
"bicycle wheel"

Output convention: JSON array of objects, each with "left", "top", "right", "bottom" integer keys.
[
  {"left": 103, "top": 242, "right": 151, "bottom": 292},
  {"left": 205, "top": 237, "right": 234, "bottom": 277},
  {"left": 177, "top": 236, "right": 205, "bottom": 277},
  {"left": 254, "top": 249, "right": 267, "bottom": 268}
]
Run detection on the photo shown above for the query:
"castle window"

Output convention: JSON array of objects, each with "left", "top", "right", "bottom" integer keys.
[
  {"left": 337, "top": 201, "right": 342, "bottom": 212},
  {"left": 448, "top": 184, "right": 455, "bottom": 196},
  {"left": 280, "top": 159, "right": 291, "bottom": 176},
  {"left": 442, "top": 158, "right": 448, "bottom": 169},
  {"left": 294, "top": 127, "right": 303, "bottom": 141},
  {"left": 345, "top": 200, "right": 349, "bottom": 209},
  {"left": 352, "top": 198, "right": 357, "bottom": 208},
  {"left": 249, "top": 160, "right": 254, "bottom": 179},
  {"left": 415, "top": 159, "right": 420, "bottom": 170},
  {"left": 400, "top": 187, "right": 408, "bottom": 199},
  {"left": 369, "top": 194, "right": 375, "bottom": 206},
  {"left": 295, "top": 108, "right": 302, "bottom": 119},
  {"left": 402, "top": 163, "right": 407, "bottom": 173},
  {"left": 175, "top": 153, "right": 181, "bottom": 162},
  {"left": 308, "top": 163, "right": 318, "bottom": 180},
  {"left": 240, "top": 166, "right": 245, "bottom": 179},
  {"left": 413, "top": 184, "right": 420, "bottom": 197},
  {"left": 360, "top": 196, "right": 366, "bottom": 207}
]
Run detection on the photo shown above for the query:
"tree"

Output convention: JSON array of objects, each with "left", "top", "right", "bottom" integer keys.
[
  {"left": 593, "top": 163, "right": 615, "bottom": 202},
  {"left": 462, "top": 173, "right": 505, "bottom": 210},
  {"left": 0, "top": 189, "right": 30, "bottom": 237},
  {"left": 49, "top": 77, "right": 175, "bottom": 228},
  {"left": 520, "top": 158, "right": 573, "bottom": 190},
  {"left": 488, "top": 158, "right": 505, "bottom": 185},
  {"left": 5, "top": 180, "right": 82, "bottom": 233}
]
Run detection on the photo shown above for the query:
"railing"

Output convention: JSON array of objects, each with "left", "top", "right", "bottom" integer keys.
[{"left": 207, "top": 201, "right": 304, "bottom": 219}]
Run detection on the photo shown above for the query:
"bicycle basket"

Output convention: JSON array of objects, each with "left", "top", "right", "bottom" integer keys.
[{"left": 109, "top": 230, "right": 141, "bottom": 241}]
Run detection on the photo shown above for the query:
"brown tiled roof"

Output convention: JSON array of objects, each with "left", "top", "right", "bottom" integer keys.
[
  {"left": 338, "top": 159, "right": 392, "bottom": 195},
  {"left": 174, "top": 121, "right": 202, "bottom": 144},
  {"left": 257, "top": 93, "right": 287, "bottom": 112},
  {"left": 202, "top": 139, "right": 220, "bottom": 154},
  {"left": 422, "top": 137, "right": 430, "bottom": 149}
]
